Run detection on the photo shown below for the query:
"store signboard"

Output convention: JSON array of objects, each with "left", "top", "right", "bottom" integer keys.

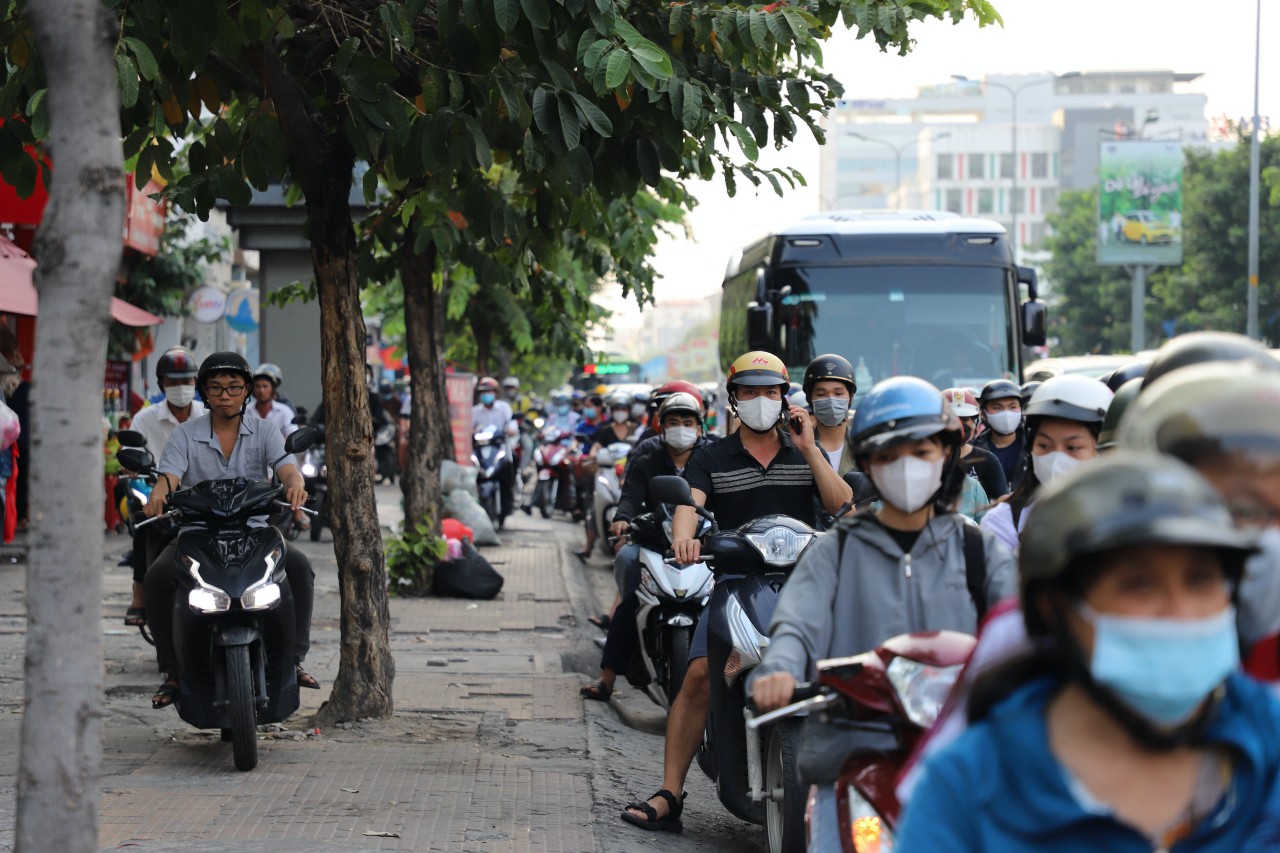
[
  {"left": 445, "top": 372, "right": 476, "bottom": 464},
  {"left": 224, "top": 289, "right": 259, "bottom": 333},
  {"left": 188, "top": 287, "right": 227, "bottom": 324},
  {"left": 1097, "top": 140, "right": 1183, "bottom": 266}
]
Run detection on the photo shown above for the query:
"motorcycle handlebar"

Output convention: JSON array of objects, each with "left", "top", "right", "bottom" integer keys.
[
  {"left": 746, "top": 690, "right": 836, "bottom": 730},
  {"left": 274, "top": 500, "right": 319, "bottom": 516},
  {"left": 135, "top": 510, "right": 176, "bottom": 528}
]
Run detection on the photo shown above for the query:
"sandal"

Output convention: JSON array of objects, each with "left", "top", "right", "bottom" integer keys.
[
  {"left": 573, "top": 550, "right": 590, "bottom": 563},
  {"left": 296, "top": 664, "right": 320, "bottom": 689},
  {"left": 580, "top": 681, "right": 612, "bottom": 702},
  {"left": 151, "top": 677, "right": 180, "bottom": 710},
  {"left": 620, "top": 789, "right": 686, "bottom": 833},
  {"left": 588, "top": 613, "right": 611, "bottom": 630},
  {"left": 124, "top": 607, "right": 147, "bottom": 627}
]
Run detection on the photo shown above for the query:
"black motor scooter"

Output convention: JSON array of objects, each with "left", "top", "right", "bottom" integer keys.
[
  {"left": 471, "top": 426, "right": 515, "bottom": 527},
  {"left": 292, "top": 412, "right": 327, "bottom": 542},
  {"left": 122, "top": 427, "right": 319, "bottom": 772}
]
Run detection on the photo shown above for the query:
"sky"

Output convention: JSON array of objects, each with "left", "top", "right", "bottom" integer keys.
[{"left": 599, "top": 0, "right": 1279, "bottom": 335}]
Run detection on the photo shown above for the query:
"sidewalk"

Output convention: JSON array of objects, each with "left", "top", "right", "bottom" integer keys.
[{"left": 0, "top": 486, "right": 602, "bottom": 853}]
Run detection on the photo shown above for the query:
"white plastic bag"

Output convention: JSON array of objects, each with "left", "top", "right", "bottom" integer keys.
[
  {"left": 444, "top": 489, "right": 500, "bottom": 546},
  {"left": 441, "top": 459, "right": 480, "bottom": 499}
]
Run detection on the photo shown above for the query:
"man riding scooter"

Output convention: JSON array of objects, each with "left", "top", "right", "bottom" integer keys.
[
  {"left": 620, "top": 351, "right": 851, "bottom": 834},
  {"left": 142, "top": 352, "right": 319, "bottom": 710},
  {"left": 473, "top": 376, "right": 519, "bottom": 523}
]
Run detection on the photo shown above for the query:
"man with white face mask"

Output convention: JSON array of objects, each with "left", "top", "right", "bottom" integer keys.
[
  {"left": 748, "top": 376, "right": 1016, "bottom": 848},
  {"left": 621, "top": 351, "right": 851, "bottom": 834},
  {"left": 972, "top": 379, "right": 1029, "bottom": 491},
  {"left": 123, "top": 347, "right": 206, "bottom": 627}
]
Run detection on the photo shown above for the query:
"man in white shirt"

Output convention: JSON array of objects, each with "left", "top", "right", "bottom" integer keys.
[
  {"left": 124, "top": 347, "right": 206, "bottom": 626},
  {"left": 249, "top": 364, "right": 297, "bottom": 439},
  {"left": 472, "top": 376, "right": 518, "bottom": 520}
]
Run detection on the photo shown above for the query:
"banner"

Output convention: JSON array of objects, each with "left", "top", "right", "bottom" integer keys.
[
  {"left": 445, "top": 372, "right": 476, "bottom": 464},
  {"left": 1097, "top": 140, "right": 1183, "bottom": 266}
]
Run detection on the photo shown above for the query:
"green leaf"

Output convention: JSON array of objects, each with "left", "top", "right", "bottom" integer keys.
[
  {"left": 583, "top": 38, "right": 611, "bottom": 72},
  {"left": 734, "top": 10, "right": 753, "bottom": 48},
  {"left": 612, "top": 18, "right": 644, "bottom": 47},
  {"left": 681, "top": 82, "right": 701, "bottom": 129},
  {"left": 729, "top": 121, "right": 759, "bottom": 160},
  {"left": 531, "top": 87, "right": 556, "bottom": 135},
  {"left": 749, "top": 11, "right": 768, "bottom": 48},
  {"left": 557, "top": 92, "right": 582, "bottom": 150},
  {"left": 604, "top": 51, "right": 630, "bottom": 89},
  {"left": 438, "top": 0, "right": 459, "bottom": 36},
  {"left": 781, "top": 8, "right": 810, "bottom": 40},
  {"left": 765, "top": 10, "right": 790, "bottom": 43},
  {"left": 494, "top": 0, "right": 520, "bottom": 32},
  {"left": 629, "top": 45, "right": 672, "bottom": 79},
  {"left": 542, "top": 60, "right": 576, "bottom": 91},
  {"left": 668, "top": 3, "right": 689, "bottom": 34},
  {"left": 496, "top": 78, "right": 530, "bottom": 126},
  {"left": 115, "top": 54, "right": 139, "bottom": 109},
  {"left": 569, "top": 92, "right": 613, "bottom": 136},
  {"left": 520, "top": 0, "right": 551, "bottom": 29},
  {"left": 25, "top": 89, "right": 47, "bottom": 140},
  {"left": 122, "top": 37, "right": 159, "bottom": 81},
  {"left": 363, "top": 164, "right": 380, "bottom": 202},
  {"left": 459, "top": 114, "right": 494, "bottom": 169}
]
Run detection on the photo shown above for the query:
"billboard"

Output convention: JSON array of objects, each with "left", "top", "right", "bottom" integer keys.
[{"left": 1097, "top": 140, "right": 1183, "bottom": 266}]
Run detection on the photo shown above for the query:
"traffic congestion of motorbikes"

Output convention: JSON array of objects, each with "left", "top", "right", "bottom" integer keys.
[{"left": 114, "top": 332, "right": 1280, "bottom": 851}]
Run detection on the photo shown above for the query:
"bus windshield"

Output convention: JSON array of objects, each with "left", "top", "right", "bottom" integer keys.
[{"left": 771, "top": 264, "right": 1018, "bottom": 399}]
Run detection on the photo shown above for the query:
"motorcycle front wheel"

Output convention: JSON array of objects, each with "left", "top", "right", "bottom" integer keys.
[
  {"left": 226, "top": 645, "right": 259, "bottom": 771},
  {"left": 664, "top": 626, "right": 692, "bottom": 708},
  {"left": 764, "top": 721, "right": 805, "bottom": 853}
]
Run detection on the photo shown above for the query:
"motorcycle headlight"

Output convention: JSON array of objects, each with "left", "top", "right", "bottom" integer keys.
[
  {"left": 845, "top": 786, "right": 893, "bottom": 853},
  {"left": 301, "top": 462, "right": 317, "bottom": 477},
  {"left": 188, "top": 588, "right": 231, "bottom": 613},
  {"left": 745, "top": 526, "right": 814, "bottom": 566},
  {"left": 241, "top": 581, "right": 282, "bottom": 611},
  {"left": 639, "top": 568, "right": 662, "bottom": 597},
  {"left": 724, "top": 594, "right": 768, "bottom": 683},
  {"left": 885, "top": 657, "right": 965, "bottom": 729}
]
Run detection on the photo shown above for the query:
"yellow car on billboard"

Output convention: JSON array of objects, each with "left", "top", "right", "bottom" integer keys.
[{"left": 1121, "top": 210, "right": 1175, "bottom": 245}]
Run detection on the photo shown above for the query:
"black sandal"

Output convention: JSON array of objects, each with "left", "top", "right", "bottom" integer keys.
[
  {"left": 620, "top": 789, "right": 686, "bottom": 833},
  {"left": 588, "top": 613, "right": 611, "bottom": 630},
  {"left": 580, "top": 681, "right": 612, "bottom": 702},
  {"left": 151, "top": 678, "right": 179, "bottom": 710},
  {"left": 296, "top": 664, "right": 320, "bottom": 689}
]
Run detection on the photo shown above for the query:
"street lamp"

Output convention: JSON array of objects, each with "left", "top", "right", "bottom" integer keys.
[
  {"left": 952, "top": 72, "right": 1079, "bottom": 260},
  {"left": 846, "top": 130, "right": 952, "bottom": 209}
]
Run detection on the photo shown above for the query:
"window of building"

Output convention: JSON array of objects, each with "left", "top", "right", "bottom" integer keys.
[
  {"left": 936, "top": 154, "right": 954, "bottom": 180},
  {"left": 1011, "top": 188, "right": 1026, "bottom": 214},
  {"left": 945, "top": 188, "right": 963, "bottom": 213},
  {"left": 968, "top": 155, "right": 985, "bottom": 179},
  {"left": 977, "top": 188, "right": 995, "bottom": 214},
  {"left": 1030, "top": 152, "right": 1049, "bottom": 179},
  {"left": 1028, "top": 222, "right": 1046, "bottom": 247},
  {"left": 999, "top": 153, "right": 1014, "bottom": 179},
  {"left": 1040, "top": 188, "right": 1058, "bottom": 213}
]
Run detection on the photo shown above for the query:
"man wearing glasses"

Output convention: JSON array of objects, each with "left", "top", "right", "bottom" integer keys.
[{"left": 141, "top": 352, "right": 318, "bottom": 710}]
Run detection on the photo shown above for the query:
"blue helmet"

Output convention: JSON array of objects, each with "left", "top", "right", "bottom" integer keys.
[{"left": 851, "top": 376, "right": 956, "bottom": 457}]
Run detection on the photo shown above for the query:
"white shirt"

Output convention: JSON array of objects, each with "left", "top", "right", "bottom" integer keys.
[
  {"left": 823, "top": 444, "right": 844, "bottom": 472},
  {"left": 472, "top": 400, "right": 515, "bottom": 434},
  {"left": 248, "top": 399, "right": 297, "bottom": 438},
  {"left": 978, "top": 500, "right": 1031, "bottom": 553},
  {"left": 129, "top": 398, "right": 207, "bottom": 458}
]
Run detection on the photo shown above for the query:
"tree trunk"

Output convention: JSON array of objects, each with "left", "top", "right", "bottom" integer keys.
[
  {"left": 474, "top": 312, "right": 492, "bottom": 377},
  {"left": 19, "top": 1, "right": 124, "bottom": 849},
  {"left": 258, "top": 47, "right": 393, "bottom": 723},
  {"left": 400, "top": 237, "right": 451, "bottom": 554}
]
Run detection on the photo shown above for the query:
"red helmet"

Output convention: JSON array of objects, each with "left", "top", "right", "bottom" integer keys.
[
  {"left": 650, "top": 380, "right": 704, "bottom": 412},
  {"left": 941, "top": 387, "right": 980, "bottom": 417}
]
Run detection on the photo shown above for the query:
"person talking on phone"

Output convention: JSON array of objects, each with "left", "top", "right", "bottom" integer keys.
[{"left": 621, "top": 350, "right": 851, "bottom": 834}]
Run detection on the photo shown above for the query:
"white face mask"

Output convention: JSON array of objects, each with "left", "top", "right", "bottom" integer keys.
[
  {"left": 986, "top": 410, "right": 1022, "bottom": 435},
  {"left": 736, "top": 396, "right": 783, "bottom": 432},
  {"left": 1032, "top": 450, "right": 1084, "bottom": 486},
  {"left": 165, "top": 384, "right": 196, "bottom": 408},
  {"left": 631, "top": 403, "right": 647, "bottom": 419},
  {"left": 611, "top": 409, "right": 630, "bottom": 424},
  {"left": 871, "top": 455, "right": 945, "bottom": 514},
  {"left": 664, "top": 426, "right": 698, "bottom": 452}
]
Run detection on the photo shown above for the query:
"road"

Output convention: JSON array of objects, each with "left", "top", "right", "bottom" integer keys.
[{"left": 0, "top": 483, "right": 764, "bottom": 853}]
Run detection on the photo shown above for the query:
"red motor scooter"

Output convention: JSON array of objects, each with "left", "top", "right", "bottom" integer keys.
[
  {"left": 747, "top": 630, "right": 975, "bottom": 853},
  {"left": 527, "top": 426, "right": 580, "bottom": 519}
]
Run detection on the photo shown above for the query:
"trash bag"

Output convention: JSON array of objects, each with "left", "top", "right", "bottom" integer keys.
[
  {"left": 444, "top": 489, "right": 500, "bottom": 545},
  {"left": 434, "top": 540, "right": 504, "bottom": 600},
  {"left": 441, "top": 459, "right": 479, "bottom": 499}
]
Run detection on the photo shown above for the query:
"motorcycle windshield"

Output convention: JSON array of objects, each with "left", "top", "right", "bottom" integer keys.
[{"left": 169, "top": 478, "right": 282, "bottom": 521}]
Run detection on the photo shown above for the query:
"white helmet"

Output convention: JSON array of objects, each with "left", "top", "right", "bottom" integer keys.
[{"left": 1024, "top": 375, "right": 1114, "bottom": 425}]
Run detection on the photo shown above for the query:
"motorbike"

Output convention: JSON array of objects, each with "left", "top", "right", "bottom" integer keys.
[
  {"left": 119, "top": 427, "right": 320, "bottom": 772},
  {"left": 747, "top": 631, "right": 976, "bottom": 852},
  {"left": 374, "top": 421, "right": 398, "bottom": 484},
  {"left": 472, "top": 426, "right": 515, "bottom": 527},
  {"left": 627, "top": 503, "right": 714, "bottom": 708},
  {"left": 591, "top": 441, "right": 633, "bottom": 558},
  {"left": 297, "top": 420, "right": 327, "bottom": 543},
  {"left": 528, "top": 426, "right": 580, "bottom": 519},
  {"left": 115, "top": 429, "right": 156, "bottom": 539},
  {"left": 649, "top": 473, "right": 860, "bottom": 853}
]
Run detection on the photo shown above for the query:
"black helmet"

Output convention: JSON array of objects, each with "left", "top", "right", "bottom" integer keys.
[
  {"left": 1142, "top": 332, "right": 1278, "bottom": 390},
  {"left": 802, "top": 354, "right": 856, "bottom": 399},
  {"left": 1097, "top": 377, "right": 1143, "bottom": 451},
  {"left": 197, "top": 352, "right": 253, "bottom": 394},
  {"left": 979, "top": 379, "right": 1022, "bottom": 408},
  {"left": 1019, "top": 380, "right": 1042, "bottom": 407},
  {"left": 1100, "top": 361, "right": 1150, "bottom": 393},
  {"left": 156, "top": 346, "right": 199, "bottom": 382}
]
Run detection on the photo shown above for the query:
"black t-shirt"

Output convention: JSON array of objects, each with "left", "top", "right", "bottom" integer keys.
[
  {"left": 684, "top": 431, "right": 819, "bottom": 529},
  {"left": 882, "top": 524, "right": 923, "bottom": 555},
  {"left": 974, "top": 429, "right": 1026, "bottom": 492},
  {"left": 962, "top": 446, "right": 1009, "bottom": 497},
  {"left": 615, "top": 436, "right": 714, "bottom": 522}
]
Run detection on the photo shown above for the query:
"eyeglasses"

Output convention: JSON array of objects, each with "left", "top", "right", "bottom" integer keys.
[{"left": 205, "top": 384, "right": 247, "bottom": 397}]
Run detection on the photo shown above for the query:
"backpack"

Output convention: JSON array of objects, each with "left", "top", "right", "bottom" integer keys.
[{"left": 836, "top": 518, "right": 987, "bottom": 621}]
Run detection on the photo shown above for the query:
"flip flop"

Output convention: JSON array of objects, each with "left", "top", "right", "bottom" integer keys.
[
  {"left": 588, "top": 614, "right": 611, "bottom": 630},
  {"left": 296, "top": 664, "right": 320, "bottom": 689},
  {"left": 151, "top": 678, "right": 179, "bottom": 710},
  {"left": 580, "top": 681, "right": 613, "bottom": 702}
]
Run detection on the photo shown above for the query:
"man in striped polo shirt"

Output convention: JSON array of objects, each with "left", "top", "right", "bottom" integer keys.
[{"left": 621, "top": 350, "right": 851, "bottom": 833}]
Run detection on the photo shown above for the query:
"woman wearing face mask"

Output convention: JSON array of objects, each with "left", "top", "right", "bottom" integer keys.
[
  {"left": 576, "top": 392, "right": 639, "bottom": 560},
  {"left": 802, "top": 354, "right": 857, "bottom": 475},
  {"left": 748, "top": 377, "right": 1017, "bottom": 849},
  {"left": 943, "top": 387, "right": 1008, "bottom": 499},
  {"left": 980, "top": 375, "right": 1113, "bottom": 552},
  {"left": 897, "top": 455, "right": 1280, "bottom": 852}
]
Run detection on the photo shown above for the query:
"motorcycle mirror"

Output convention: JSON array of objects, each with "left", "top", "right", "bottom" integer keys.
[
  {"left": 290, "top": 414, "right": 309, "bottom": 426},
  {"left": 116, "top": 429, "right": 147, "bottom": 448},
  {"left": 117, "top": 446, "right": 155, "bottom": 473},
  {"left": 284, "top": 426, "right": 319, "bottom": 455},
  {"left": 844, "top": 471, "right": 880, "bottom": 505},
  {"left": 649, "top": 475, "right": 694, "bottom": 507}
]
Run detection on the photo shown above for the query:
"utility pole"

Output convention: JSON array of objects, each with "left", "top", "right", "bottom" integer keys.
[{"left": 1247, "top": 0, "right": 1262, "bottom": 339}]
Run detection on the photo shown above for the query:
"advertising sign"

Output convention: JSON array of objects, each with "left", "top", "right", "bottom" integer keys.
[
  {"left": 224, "top": 289, "right": 260, "bottom": 333},
  {"left": 1097, "top": 140, "right": 1183, "bottom": 266},
  {"left": 188, "top": 287, "right": 227, "bottom": 324},
  {"left": 445, "top": 372, "right": 476, "bottom": 464}
]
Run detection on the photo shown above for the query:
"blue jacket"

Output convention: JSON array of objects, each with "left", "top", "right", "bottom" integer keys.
[{"left": 897, "top": 673, "right": 1280, "bottom": 852}]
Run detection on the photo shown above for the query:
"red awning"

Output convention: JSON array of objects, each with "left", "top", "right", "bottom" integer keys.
[{"left": 0, "top": 235, "right": 162, "bottom": 326}]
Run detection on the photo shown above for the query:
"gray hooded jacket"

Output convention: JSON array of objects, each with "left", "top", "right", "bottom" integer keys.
[{"left": 751, "top": 513, "right": 1018, "bottom": 686}]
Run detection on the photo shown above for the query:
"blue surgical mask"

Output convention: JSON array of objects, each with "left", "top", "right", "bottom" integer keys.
[
  {"left": 555, "top": 403, "right": 570, "bottom": 415},
  {"left": 583, "top": 406, "right": 598, "bottom": 420},
  {"left": 1077, "top": 602, "right": 1239, "bottom": 727},
  {"left": 479, "top": 392, "right": 496, "bottom": 405}
]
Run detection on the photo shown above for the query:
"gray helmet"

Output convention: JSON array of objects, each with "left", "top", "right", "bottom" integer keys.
[
  {"left": 1097, "top": 377, "right": 1143, "bottom": 451},
  {"left": 1142, "top": 331, "right": 1277, "bottom": 390},
  {"left": 1020, "top": 453, "right": 1255, "bottom": 592},
  {"left": 252, "top": 362, "right": 283, "bottom": 387}
]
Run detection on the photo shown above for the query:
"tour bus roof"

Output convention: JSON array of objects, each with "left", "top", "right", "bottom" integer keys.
[{"left": 776, "top": 210, "right": 1007, "bottom": 237}]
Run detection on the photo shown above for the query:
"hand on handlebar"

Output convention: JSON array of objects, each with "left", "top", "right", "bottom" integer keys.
[
  {"left": 750, "top": 671, "right": 797, "bottom": 713},
  {"left": 609, "top": 520, "right": 630, "bottom": 538},
  {"left": 143, "top": 492, "right": 167, "bottom": 518},
  {"left": 285, "top": 485, "right": 309, "bottom": 511},
  {"left": 672, "top": 537, "right": 701, "bottom": 566}
]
